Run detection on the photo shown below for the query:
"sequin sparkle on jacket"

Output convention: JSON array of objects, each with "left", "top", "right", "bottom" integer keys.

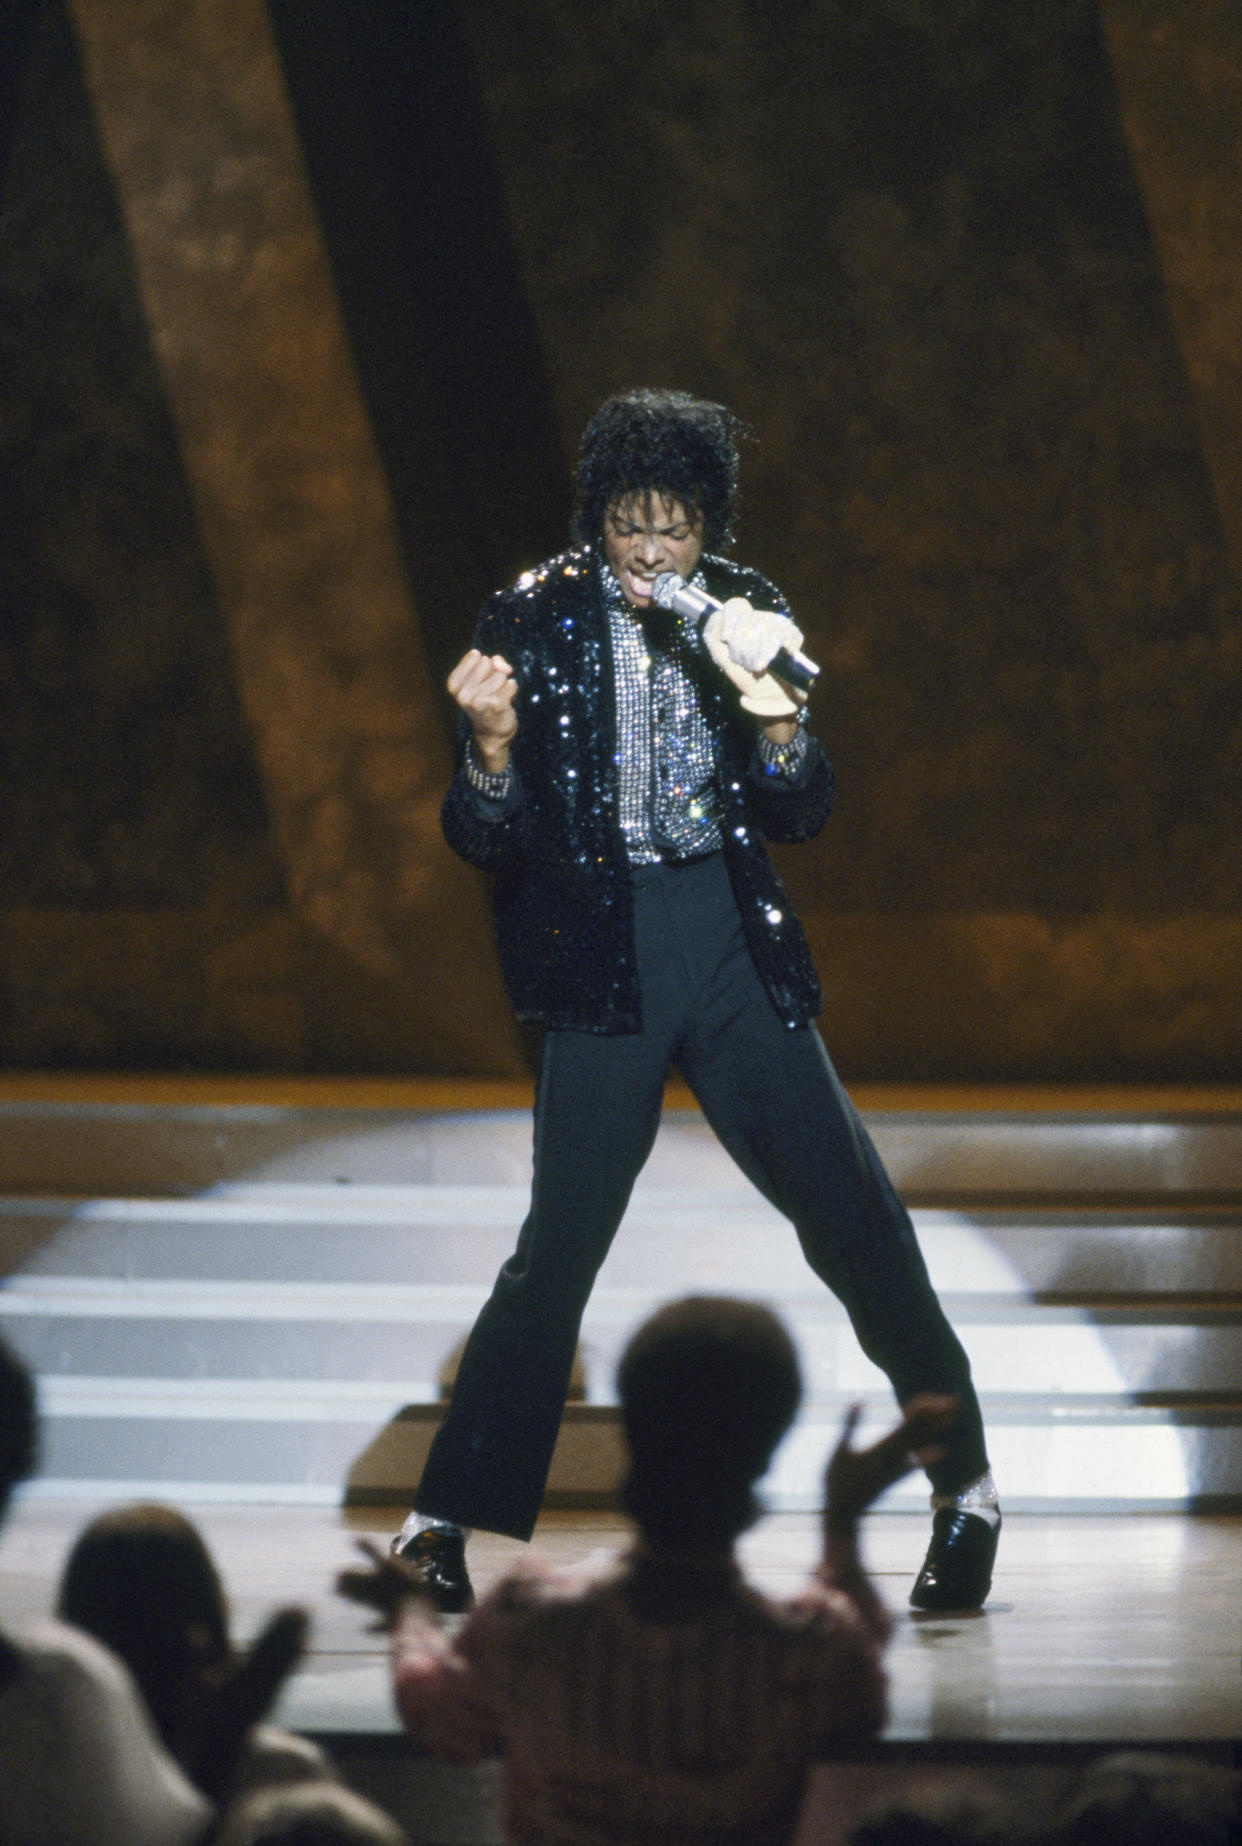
[{"left": 440, "top": 545, "right": 836, "bottom": 1033}]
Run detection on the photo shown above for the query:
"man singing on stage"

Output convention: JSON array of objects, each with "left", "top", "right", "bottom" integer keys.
[{"left": 393, "top": 388, "right": 1000, "bottom": 1613}]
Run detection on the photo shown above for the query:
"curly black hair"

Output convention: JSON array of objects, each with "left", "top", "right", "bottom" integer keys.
[{"left": 572, "top": 388, "right": 750, "bottom": 552}]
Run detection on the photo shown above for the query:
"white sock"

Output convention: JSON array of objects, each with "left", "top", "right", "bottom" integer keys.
[
  {"left": 931, "top": 1469, "right": 1001, "bottom": 1528},
  {"left": 396, "top": 1511, "right": 467, "bottom": 1543}
]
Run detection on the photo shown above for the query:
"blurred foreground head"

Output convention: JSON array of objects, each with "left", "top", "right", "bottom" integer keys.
[
  {"left": 0, "top": 1335, "right": 37, "bottom": 1525},
  {"left": 849, "top": 1771, "right": 1030, "bottom": 1846},
  {"left": 617, "top": 1295, "right": 802, "bottom": 1550},
  {"left": 216, "top": 1783, "right": 408, "bottom": 1846},
  {"left": 1049, "top": 1751, "right": 1242, "bottom": 1846},
  {"left": 58, "top": 1502, "right": 230, "bottom": 1748}
]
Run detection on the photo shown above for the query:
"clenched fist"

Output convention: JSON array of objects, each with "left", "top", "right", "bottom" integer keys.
[{"left": 448, "top": 649, "right": 518, "bottom": 773}]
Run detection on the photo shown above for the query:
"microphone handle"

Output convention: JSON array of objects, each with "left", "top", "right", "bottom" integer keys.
[{"left": 767, "top": 646, "right": 818, "bottom": 695}]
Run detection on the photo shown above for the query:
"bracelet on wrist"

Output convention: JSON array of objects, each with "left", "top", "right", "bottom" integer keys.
[
  {"left": 464, "top": 740, "right": 513, "bottom": 799},
  {"left": 756, "top": 723, "right": 809, "bottom": 778}
]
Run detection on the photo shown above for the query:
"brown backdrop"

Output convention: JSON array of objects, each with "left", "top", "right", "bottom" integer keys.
[{"left": 1, "top": 0, "right": 1239, "bottom": 1080}]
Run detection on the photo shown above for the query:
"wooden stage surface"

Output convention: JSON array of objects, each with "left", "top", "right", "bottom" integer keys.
[
  {"left": 4, "top": 1077, "right": 1242, "bottom": 1837},
  {"left": 4, "top": 1499, "right": 1239, "bottom": 1753}
]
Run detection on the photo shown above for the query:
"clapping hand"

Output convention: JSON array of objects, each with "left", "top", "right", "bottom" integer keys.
[
  {"left": 824, "top": 1395, "right": 958, "bottom": 1537},
  {"left": 336, "top": 1537, "right": 433, "bottom": 1632},
  {"left": 183, "top": 1604, "right": 308, "bottom": 1799}
]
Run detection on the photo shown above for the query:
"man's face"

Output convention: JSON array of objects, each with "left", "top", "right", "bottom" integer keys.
[{"left": 602, "top": 492, "right": 705, "bottom": 609}]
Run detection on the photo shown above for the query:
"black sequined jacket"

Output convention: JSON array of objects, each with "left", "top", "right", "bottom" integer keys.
[{"left": 441, "top": 545, "right": 835, "bottom": 1033}]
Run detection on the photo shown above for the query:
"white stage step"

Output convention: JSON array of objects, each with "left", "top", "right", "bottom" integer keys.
[
  {"left": 1, "top": 1098, "right": 1240, "bottom": 1197},
  {"left": 2, "top": 1097, "right": 1240, "bottom": 1512}
]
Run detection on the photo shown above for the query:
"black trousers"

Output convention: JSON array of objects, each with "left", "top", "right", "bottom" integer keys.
[{"left": 415, "top": 854, "right": 989, "bottom": 1540}]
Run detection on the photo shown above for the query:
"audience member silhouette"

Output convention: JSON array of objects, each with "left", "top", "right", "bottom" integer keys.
[
  {"left": 1045, "top": 1751, "right": 1242, "bottom": 1846},
  {"left": 59, "top": 1501, "right": 334, "bottom": 1800},
  {"left": 0, "top": 1332, "right": 308, "bottom": 1846},
  {"left": 0, "top": 1334, "right": 213, "bottom": 1844},
  {"left": 341, "top": 1294, "right": 956, "bottom": 1846},
  {"left": 213, "top": 1782, "right": 409, "bottom": 1846},
  {"left": 845, "top": 1773, "right": 1031, "bottom": 1846},
  {"left": 840, "top": 1754, "right": 1242, "bottom": 1846}
]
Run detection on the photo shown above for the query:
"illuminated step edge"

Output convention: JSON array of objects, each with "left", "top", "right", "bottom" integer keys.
[
  {"left": 35, "top": 1377, "right": 1237, "bottom": 1420},
  {"left": 3, "top": 1187, "right": 538, "bottom": 1224},
  {"left": 3, "top": 1103, "right": 1242, "bottom": 1197},
  {"left": 9, "top": 1200, "right": 1241, "bottom": 1306},
  {"left": 0, "top": 1275, "right": 1100, "bottom": 1318},
  {"left": 19, "top": 1386, "right": 1241, "bottom": 1513},
  {"left": 5, "top": 1189, "right": 1240, "bottom": 1231},
  {"left": 7, "top": 1312, "right": 1239, "bottom": 1400},
  {"left": 34, "top": 1376, "right": 436, "bottom": 1419},
  {"left": 2, "top": 1278, "right": 515, "bottom": 1319}
]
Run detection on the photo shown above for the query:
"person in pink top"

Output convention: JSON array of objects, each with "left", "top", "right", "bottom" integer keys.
[{"left": 341, "top": 1295, "right": 954, "bottom": 1846}]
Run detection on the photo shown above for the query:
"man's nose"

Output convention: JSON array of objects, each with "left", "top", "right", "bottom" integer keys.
[{"left": 635, "top": 529, "right": 663, "bottom": 562}]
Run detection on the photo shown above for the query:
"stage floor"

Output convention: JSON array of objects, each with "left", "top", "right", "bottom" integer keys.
[{"left": 2, "top": 1500, "right": 1239, "bottom": 1752}]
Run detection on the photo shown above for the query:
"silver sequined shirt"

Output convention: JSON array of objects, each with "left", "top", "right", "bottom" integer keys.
[
  {"left": 601, "top": 558, "right": 724, "bottom": 864},
  {"left": 463, "top": 556, "right": 811, "bottom": 853}
]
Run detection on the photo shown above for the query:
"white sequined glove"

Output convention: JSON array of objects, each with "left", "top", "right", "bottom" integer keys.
[{"left": 703, "top": 597, "right": 808, "bottom": 719}]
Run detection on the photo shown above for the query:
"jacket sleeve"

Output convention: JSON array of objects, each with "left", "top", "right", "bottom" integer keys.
[
  {"left": 441, "top": 748, "right": 532, "bottom": 873},
  {"left": 746, "top": 733, "right": 835, "bottom": 843}
]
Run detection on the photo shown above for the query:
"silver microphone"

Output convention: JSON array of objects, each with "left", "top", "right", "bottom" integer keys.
[{"left": 650, "top": 572, "right": 820, "bottom": 692}]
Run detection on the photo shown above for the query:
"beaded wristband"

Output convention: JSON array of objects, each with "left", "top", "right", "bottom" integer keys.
[
  {"left": 464, "top": 739, "right": 514, "bottom": 801},
  {"left": 756, "top": 723, "right": 810, "bottom": 778}
]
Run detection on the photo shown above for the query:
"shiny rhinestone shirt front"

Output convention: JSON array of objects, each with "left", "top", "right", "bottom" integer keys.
[{"left": 600, "top": 558, "right": 723, "bottom": 865}]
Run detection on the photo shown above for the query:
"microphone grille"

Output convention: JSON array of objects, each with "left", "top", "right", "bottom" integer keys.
[{"left": 650, "top": 571, "right": 684, "bottom": 610}]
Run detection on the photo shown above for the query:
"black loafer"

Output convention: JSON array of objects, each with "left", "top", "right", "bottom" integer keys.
[
  {"left": 909, "top": 1507, "right": 999, "bottom": 1611},
  {"left": 391, "top": 1522, "right": 475, "bottom": 1614}
]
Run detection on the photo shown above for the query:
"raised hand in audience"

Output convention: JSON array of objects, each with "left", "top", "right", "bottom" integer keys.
[
  {"left": 820, "top": 1395, "right": 958, "bottom": 1639},
  {"left": 183, "top": 1604, "right": 310, "bottom": 1801}
]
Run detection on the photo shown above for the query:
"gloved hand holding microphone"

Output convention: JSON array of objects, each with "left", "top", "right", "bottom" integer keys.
[
  {"left": 703, "top": 598, "right": 810, "bottom": 720},
  {"left": 649, "top": 573, "right": 818, "bottom": 721}
]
